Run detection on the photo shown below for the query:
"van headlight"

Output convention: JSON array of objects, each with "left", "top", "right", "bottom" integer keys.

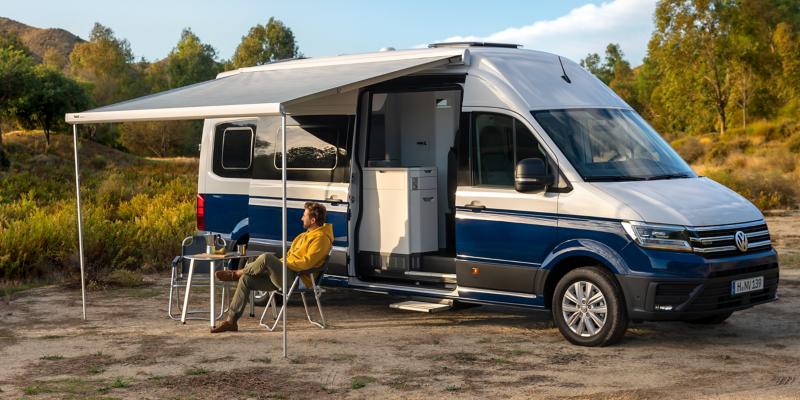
[{"left": 621, "top": 221, "right": 692, "bottom": 252}]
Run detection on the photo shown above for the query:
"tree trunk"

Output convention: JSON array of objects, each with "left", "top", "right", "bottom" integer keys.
[{"left": 718, "top": 107, "right": 727, "bottom": 136}]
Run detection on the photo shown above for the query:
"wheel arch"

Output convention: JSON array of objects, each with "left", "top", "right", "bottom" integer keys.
[{"left": 536, "top": 239, "right": 630, "bottom": 309}]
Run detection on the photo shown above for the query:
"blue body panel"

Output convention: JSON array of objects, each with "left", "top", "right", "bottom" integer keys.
[
  {"left": 455, "top": 207, "right": 557, "bottom": 267},
  {"left": 249, "top": 196, "right": 348, "bottom": 248},
  {"left": 204, "top": 194, "right": 249, "bottom": 237}
]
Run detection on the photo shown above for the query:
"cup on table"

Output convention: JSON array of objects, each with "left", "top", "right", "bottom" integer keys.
[{"left": 237, "top": 244, "right": 246, "bottom": 256}]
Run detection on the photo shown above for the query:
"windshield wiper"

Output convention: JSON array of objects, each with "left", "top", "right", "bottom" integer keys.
[
  {"left": 647, "top": 174, "right": 690, "bottom": 181},
  {"left": 584, "top": 175, "right": 646, "bottom": 182}
]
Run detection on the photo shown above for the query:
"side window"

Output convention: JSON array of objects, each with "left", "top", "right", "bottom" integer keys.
[
  {"left": 275, "top": 125, "right": 338, "bottom": 170},
  {"left": 472, "top": 113, "right": 548, "bottom": 187},
  {"left": 213, "top": 120, "right": 256, "bottom": 179},
  {"left": 252, "top": 115, "right": 352, "bottom": 182}
]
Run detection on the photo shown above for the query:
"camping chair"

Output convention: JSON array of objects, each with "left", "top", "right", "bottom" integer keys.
[
  {"left": 168, "top": 235, "right": 229, "bottom": 321},
  {"left": 259, "top": 248, "right": 333, "bottom": 330}
]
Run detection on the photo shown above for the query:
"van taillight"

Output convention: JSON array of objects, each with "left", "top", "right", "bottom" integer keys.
[{"left": 197, "top": 194, "right": 205, "bottom": 231}]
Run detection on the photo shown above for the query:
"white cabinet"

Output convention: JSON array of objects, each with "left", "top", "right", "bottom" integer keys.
[{"left": 361, "top": 167, "right": 438, "bottom": 255}]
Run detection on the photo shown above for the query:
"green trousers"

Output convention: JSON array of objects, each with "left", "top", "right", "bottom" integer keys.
[{"left": 228, "top": 253, "right": 297, "bottom": 321}]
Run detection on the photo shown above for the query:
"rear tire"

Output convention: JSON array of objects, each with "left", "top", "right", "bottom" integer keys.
[
  {"left": 686, "top": 311, "right": 733, "bottom": 325},
  {"left": 552, "top": 267, "right": 628, "bottom": 347}
]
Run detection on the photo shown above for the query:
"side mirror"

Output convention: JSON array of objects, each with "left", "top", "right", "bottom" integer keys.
[{"left": 515, "top": 158, "right": 555, "bottom": 193}]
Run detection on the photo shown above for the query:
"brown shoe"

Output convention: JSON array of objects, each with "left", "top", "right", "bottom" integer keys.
[
  {"left": 215, "top": 270, "right": 239, "bottom": 282},
  {"left": 210, "top": 320, "right": 238, "bottom": 333}
]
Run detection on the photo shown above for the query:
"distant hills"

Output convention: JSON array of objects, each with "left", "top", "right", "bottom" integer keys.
[{"left": 0, "top": 17, "right": 85, "bottom": 64}]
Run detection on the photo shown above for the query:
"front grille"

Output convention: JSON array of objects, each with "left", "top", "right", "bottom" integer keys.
[
  {"left": 708, "top": 262, "right": 778, "bottom": 279},
  {"left": 685, "top": 269, "right": 779, "bottom": 312},
  {"left": 689, "top": 220, "right": 772, "bottom": 259}
]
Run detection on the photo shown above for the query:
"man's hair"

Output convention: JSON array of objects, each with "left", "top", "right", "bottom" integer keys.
[{"left": 304, "top": 201, "right": 327, "bottom": 225}]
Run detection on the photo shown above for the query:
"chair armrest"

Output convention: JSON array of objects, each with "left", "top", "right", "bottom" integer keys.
[
  {"left": 298, "top": 265, "right": 328, "bottom": 276},
  {"left": 172, "top": 256, "right": 182, "bottom": 268}
]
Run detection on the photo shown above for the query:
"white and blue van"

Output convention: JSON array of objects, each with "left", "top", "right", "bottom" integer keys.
[{"left": 196, "top": 43, "right": 779, "bottom": 346}]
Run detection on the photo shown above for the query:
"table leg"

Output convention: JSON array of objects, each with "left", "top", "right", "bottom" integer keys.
[
  {"left": 181, "top": 259, "right": 195, "bottom": 324},
  {"left": 210, "top": 260, "right": 216, "bottom": 328}
]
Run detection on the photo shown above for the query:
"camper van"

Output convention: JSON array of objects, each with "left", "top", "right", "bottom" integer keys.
[{"left": 196, "top": 43, "right": 779, "bottom": 347}]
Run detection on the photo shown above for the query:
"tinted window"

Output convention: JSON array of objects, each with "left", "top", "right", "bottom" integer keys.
[
  {"left": 274, "top": 125, "right": 338, "bottom": 169},
  {"left": 222, "top": 128, "right": 254, "bottom": 169},
  {"left": 253, "top": 115, "right": 352, "bottom": 182},
  {"left": 531, "top": 109, "right": 696, "bottom": 180},
  {"left": 212, "top": 120, "right": 256, "bottom": 179},
  {"left": 473, "top": 113, "right": 514, "bottom": 187}
]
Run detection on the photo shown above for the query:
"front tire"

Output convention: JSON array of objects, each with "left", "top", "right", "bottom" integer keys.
[{"left": 552, "top": 267, "right": 628, "bottom": 347}]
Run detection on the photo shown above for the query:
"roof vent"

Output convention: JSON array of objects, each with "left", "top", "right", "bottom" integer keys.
[
  {"left": 428, "top": 42, "right": 522, "bottom": 49},
  {"left": 379, "top": 47, "right": 396, "bottom": 52}
]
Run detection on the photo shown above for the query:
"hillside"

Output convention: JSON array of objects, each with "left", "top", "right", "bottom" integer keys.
[{"left": 0, "top": 17, "right": 85, "bottom": 64}]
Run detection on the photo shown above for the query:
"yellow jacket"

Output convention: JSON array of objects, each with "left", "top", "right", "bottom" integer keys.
[{"left": 281, "top": 223, "right": 333, "bottom": 288}]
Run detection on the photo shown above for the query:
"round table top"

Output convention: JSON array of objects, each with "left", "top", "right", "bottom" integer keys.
[{"left": 183, "top": 250, "right": 273, "bottom": 260}]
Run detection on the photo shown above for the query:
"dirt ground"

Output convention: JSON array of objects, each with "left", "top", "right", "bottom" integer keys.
[{"left": 1, "top": 213, "right": 799, "bottom": 399}]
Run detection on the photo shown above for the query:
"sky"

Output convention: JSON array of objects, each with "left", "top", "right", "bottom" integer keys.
[{"left": 3, "top": 0, "right": 657, "bottom": 66}]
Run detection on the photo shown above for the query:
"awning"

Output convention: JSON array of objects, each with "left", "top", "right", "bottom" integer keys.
[{"left": 65, "top": 51, "right": 465, "bottom": 124}]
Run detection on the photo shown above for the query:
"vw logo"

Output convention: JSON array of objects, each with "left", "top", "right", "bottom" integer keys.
[{"left": 734, "top": 231, "right": 748, "bottom": 252}]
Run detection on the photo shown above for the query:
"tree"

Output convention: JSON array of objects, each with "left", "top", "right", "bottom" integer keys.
[
  {"left": 774, "top": 22, "right": 800, "bottom": 102},
  {"left": 0, "top": 47, "right": 35, "bottom": 167},
  {"left": 649, "top": 0, "right": 736, "bottom": 135},
  {"left": 70, "top": 23, "right": 135, "bottom": 107},
  {"left": 166, "top": 28, "right": 221, "bottom": 89},
  {"left": 226, "top": 17, "right": 301, "bottom": 70},
  {"left": 0, "top": 30, "right": 32, "bottom": 58},
  {"left": 120, "top": 120, "right": 189, "bottom": 157},
  {"left": 580, "top": 44, "right": 629, "bottom": 85},
  {"left": 8, "top": 66, "right": 95, "bottom": 146}
]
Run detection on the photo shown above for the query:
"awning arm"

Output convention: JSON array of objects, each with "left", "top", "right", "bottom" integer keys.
[{"left": 66, "top": 103, "right": 284, "bottom": 125}]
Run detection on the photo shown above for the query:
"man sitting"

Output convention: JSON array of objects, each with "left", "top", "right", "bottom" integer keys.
[{"left": 211, "top": 201, "right": 333, "bottom": 333}]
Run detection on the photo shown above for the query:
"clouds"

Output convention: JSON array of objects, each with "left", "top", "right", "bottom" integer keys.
[{"left": 426, "top": 0, "right": 656, "bottom": 66}]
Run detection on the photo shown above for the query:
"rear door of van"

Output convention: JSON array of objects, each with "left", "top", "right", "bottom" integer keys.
[
  {"left": 248, "top": 115, "right": 353, "bottom": 276},
  {"left": 455, "top": 111, "right": 558, "bottom": 298}
]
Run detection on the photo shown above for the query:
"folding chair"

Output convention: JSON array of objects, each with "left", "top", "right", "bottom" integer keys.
[
  {"left": 168, "top": 235, "right": 229, "bottom": 320},
  {"left": 260, "top": 248, "right": 333, "bottom": 330}
]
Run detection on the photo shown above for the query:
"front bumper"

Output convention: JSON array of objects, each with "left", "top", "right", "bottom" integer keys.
[{"left": 618, "top": 258, "right": 780, "bottom": 321}]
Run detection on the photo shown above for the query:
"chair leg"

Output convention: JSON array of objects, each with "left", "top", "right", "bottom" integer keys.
[
  {"left": 168, "top": 268, "right": 179, "bottom": 320},
  {"left": 301, "top": 282, "right": 326, "bottom": 329},
  {"left": 259, "top": 279, "right": 300, "bottom": 331},
  {"left": 259, "top": 292, "right": 283, "bottom": 331}
]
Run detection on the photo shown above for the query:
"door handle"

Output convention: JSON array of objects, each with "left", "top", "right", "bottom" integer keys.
[
  {"left": 326, "top": 198, "right": 344, "bottom": 204},
  {"left": 464, "top": 204, "right": 486, "bottom": 211}
]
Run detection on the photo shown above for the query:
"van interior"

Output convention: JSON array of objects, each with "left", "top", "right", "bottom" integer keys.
[{"left": 355, "top": 85, "right": 463, "bottom": 287}]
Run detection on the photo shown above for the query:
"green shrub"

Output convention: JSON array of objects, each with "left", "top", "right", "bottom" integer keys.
[
  {"left": 672, "top": 137, "right": 705, "bottom": 164},
  {"left": 0, "top": 140, "right": 197, "bottom": 282},
  {"left": 90, "top": 155, "right": 108, "bottom": 170},
  {"left": 706, "top": 170, "right": 797, "bottom": 209},
  {"left": 706, "top": 142, "right": 731, "bottom": 165},
  {"left": 748, "top": 121, "right": 782, "bottom": 140}
]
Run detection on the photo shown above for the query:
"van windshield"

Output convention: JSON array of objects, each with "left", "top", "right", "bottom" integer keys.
[{"left": 530, "top": 109, "right": 696, "bottom": 181}]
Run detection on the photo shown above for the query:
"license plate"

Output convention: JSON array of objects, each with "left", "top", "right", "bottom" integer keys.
[{"left": 731, "top": 276, "right": 763, "bottom": 294}]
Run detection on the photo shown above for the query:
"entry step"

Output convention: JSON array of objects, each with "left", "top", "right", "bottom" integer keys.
[{"left": 389, "top": 301, "right": 452, "bottom": 313}]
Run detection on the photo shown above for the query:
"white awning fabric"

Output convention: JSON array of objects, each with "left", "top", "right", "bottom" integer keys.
[{"left": 65, "top": 53, "right": 463, "bottom": 124}]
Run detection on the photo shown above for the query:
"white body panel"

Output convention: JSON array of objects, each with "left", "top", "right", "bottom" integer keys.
[{"left": 591, "top": 178, "right": 763, "bottom": 226}]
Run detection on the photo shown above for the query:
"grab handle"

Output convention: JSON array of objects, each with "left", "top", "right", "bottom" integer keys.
[{"left": 464, "top": 204, "right": 486, "bottom": 211}]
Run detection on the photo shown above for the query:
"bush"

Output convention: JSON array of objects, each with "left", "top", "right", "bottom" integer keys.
[
  {"left": 706, "top": 142, "right": 731, "bottom": 165},
  {"left": 0, "top": 136, "right": 197, "bottom": 282},
  {"left": 706, "top": 170, "right": 798, "bottom": 210},
  {"left": 90, "top": 155, "right": 107, "bottom": 170},
  {"left": 672, "top": 137, "right": 706, "bottom": 164}
]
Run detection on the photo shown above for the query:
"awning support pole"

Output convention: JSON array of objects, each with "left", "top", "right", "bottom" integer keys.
[
  {"left": 281, "top": 110, "right": 287, "bottom": 358},
  {"left": 73, "top": 124, "right": 87, "bottom": 320}
]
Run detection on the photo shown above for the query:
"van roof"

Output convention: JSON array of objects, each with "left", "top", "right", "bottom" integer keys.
[{"left": 217, "top": 46, "right": 629, "bottom": 110}]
